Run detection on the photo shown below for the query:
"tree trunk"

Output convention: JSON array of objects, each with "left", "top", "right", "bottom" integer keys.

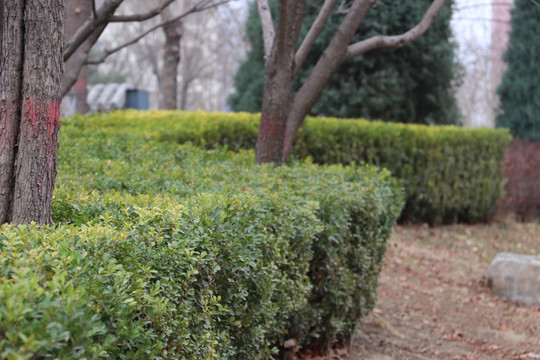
[
  {"left": 64, "top": 0, "right": 92, "bottom": 113},
  {"left": 0, "top": 0, "right": 65, "bottom": 225},
  {"left": 255, "top": 0, "right": 308, "bottom": 165},
  {"left": 160, "top": 3, "right": 183, "bottom": 110},
  {"left": 255, "top": 0, "right": 445, "bottom": 164},
  {"left": 0, "top": 1, "right": 25, "bottom": 224},
  {"left": 256, "top": 63, "right": 294, "bottom": 165},
  {"left": 180, "top": 80, "right": 190, "bottom": 110}
]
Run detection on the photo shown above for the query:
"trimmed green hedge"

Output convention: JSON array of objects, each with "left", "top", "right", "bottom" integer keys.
[
  {"left": 295, "top": 118, "right": 511, "bottom": 224},
  {"left": 0, "top": 112, "right": 403, "bottom": 359},
  {"left": 103, "top": 110, "right": 510, "bottom": 224}
]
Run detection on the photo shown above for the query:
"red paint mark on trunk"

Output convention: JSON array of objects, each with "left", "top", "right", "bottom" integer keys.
[
  {"left": 47, "top": 102, "right": 60, "bottom": 140},
  {"left": 259, "top": 113, "right": 285, "bottom": 139},
  {"left": 22, "top": 99, "right": 61, "bottom": 151},
  {"left": 23, "top": 98, "right": 39, "bottom": 132},
  {"left": 72, "top": 78, "right": 87, "bottom": 91}
]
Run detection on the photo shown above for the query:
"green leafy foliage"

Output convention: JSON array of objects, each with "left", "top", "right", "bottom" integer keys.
[
  {"left": 496, "top": 0, "right": 540, "bottom": 141},
  {"left": 229, "top": 0, "right": 459, "bottom": 125},
  {"left": 1, "top": 110, "right": 403, "bottom": 359},
  {"left": 294, "top": 118, "right": 511, "bottom": 224},
  {"left": 133, "top": 110, "right": 510, "bottom": 225}
]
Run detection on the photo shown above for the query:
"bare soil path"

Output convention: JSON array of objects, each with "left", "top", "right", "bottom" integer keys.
[{"left": 349, "top": 222, "right": 540, "bottom": 360}]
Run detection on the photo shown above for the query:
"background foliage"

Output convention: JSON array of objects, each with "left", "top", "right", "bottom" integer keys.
[
  {"left": 496, "top": 0, "right": 540, "bottom": 141},
  {"left": 229, "top": 0, "right": 459, "bottom": 125}
]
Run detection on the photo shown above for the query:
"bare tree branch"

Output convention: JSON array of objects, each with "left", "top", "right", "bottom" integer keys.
[
  {"left": 294, "top": 0, "right": 339, "bottom": 75},
  {"left": 64, "top": 0, "right": 125, "bottom": 62},
  {"left": 91, "top": 0, "right": 97, "bottom": 19},
  {"left": 85, "top": 0, "right": 231, "bottom": 65},
  {"left": 62, "top": 23, "right": 108, "bottom": 97},
  {"left": 345, "top": 0, "right": 446, "bottom": 60},
  {"left": 531, "top": 0, "right": 540, "bottom": 6},
  {"left": 110, "top": 0, "right": 175, "bottom": 22},
  {"left": 283, "top": 0, "right": 376, "bottom": 155},
  {"left": 256, "top": 0, "right": 275, "bottom": 61}
]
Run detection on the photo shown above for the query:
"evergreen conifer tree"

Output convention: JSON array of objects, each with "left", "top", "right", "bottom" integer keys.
[
  {"left": 496, "top": 0, "right": 540, "bottom": 141},
  {"left": 229, "top": 0, "right": 458, "bottom": 125}
]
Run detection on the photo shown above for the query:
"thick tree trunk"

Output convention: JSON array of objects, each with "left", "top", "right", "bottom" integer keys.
[
  {"left": 64, "top": 0, "right": 92, "bottom": 113},
  {"left": 0, "top": 0, "right": 65, "bottom": 225},
  {"left": 161, "top": 4, "right": 183, "bottom": 110},
  {"left": 255, "top": 0, "right": 308, "bottom": 165},
  {"left": 256, "top": 66, "right": 294, "bottom": 165},
  {"left": 0, "top": 1, "right": 25, "bottom": 224}
]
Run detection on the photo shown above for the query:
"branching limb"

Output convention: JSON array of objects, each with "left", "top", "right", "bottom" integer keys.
[
  {"left": 110, "top": 0, "right": 176, "bottom": 22},
  {"left": 256, "top": 0, "right": 275, "bottom": 61},
  {"left": 85, "top": 0, "right": 231, "bottom": 65},
  {"left": 64, "top": 0, "right": 125, "bottom": 62},
  {"left": 294, "top": 0, "right": 339, "bottom": 75},
  {"left": 345, "top": 0, "right": 446, "bottom": 60}
]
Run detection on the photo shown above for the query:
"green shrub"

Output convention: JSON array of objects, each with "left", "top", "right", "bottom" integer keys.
[
  {"left": 1, "top": 112, "right": 403, "bottom": 359},
  {"left": 0, "top": 224, "right": 165, "bottom": 359},
  {"left": 295, "top": 118, "right": 511, "bottom": 224},
  {"left": 112, "top": 110, "right": 510, "bottom": 224}
]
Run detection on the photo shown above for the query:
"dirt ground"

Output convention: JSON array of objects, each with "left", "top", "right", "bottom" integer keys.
[{"left": 348, "top": 221, "right": 540, "bottom": 360}]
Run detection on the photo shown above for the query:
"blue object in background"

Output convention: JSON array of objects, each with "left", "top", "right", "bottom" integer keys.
[{"left": 124, "top": 89, "right": 149, "bottom": 110}]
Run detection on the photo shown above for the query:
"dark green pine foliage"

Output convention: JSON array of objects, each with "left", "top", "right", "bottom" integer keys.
[
  {"left": 496, "top": 0, "right": 540, "bottom": 141},
  {"left": 229, "top": 0, "right": 458, "bottom": 125}
]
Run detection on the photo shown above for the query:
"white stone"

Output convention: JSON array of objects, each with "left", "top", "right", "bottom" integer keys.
[{"left": 486, "top": 252, "right": 540, "bottom": 306}]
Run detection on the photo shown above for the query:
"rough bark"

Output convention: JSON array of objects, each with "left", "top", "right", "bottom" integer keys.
[
  {"left": 160, "top": 2, "right": 183, "bottom": 110},
  {"left": 0, "top": 1, "right": 25, "bottom": 224},
  {"left": 64, "top": 0, "right": 92, "bottom": 113},
  {"left": 255, "top": 0, "right": 308, "bottom": 165},
  {"left": 0, "top": 0, "right": 65, "bottom": 225}
]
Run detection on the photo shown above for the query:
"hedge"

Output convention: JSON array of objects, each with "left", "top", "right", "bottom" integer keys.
[
  {"left": 96, "top": 109, "right": 510, "bottom": 224},
  {"left": 0, "top": 112, "right": 403, "bottom": 359}
]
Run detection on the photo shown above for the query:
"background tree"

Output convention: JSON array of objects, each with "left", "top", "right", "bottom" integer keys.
[
  {"left": 496, "top": 0, "right": 540, "bottom": 141},
  {"left": 0, "top": 0, "right": 65, "bottom": 224},
  {"left": 65, "top": 0, "right": 92, "bottom": 113},
  {"left": 161, "top": 0, "right": 184, "bottom": 109},
  {"left": 63, "top": 0, "right": 229, "bottom": 99},
  {"left": 230, "top": 0, "right": 457, "bottom": 125},
  {"left": 252, "top": 0, "right": 448, "bottom": 164},
  {"left": 91, "top": 0, "right": 247, "bottom": 111}
]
